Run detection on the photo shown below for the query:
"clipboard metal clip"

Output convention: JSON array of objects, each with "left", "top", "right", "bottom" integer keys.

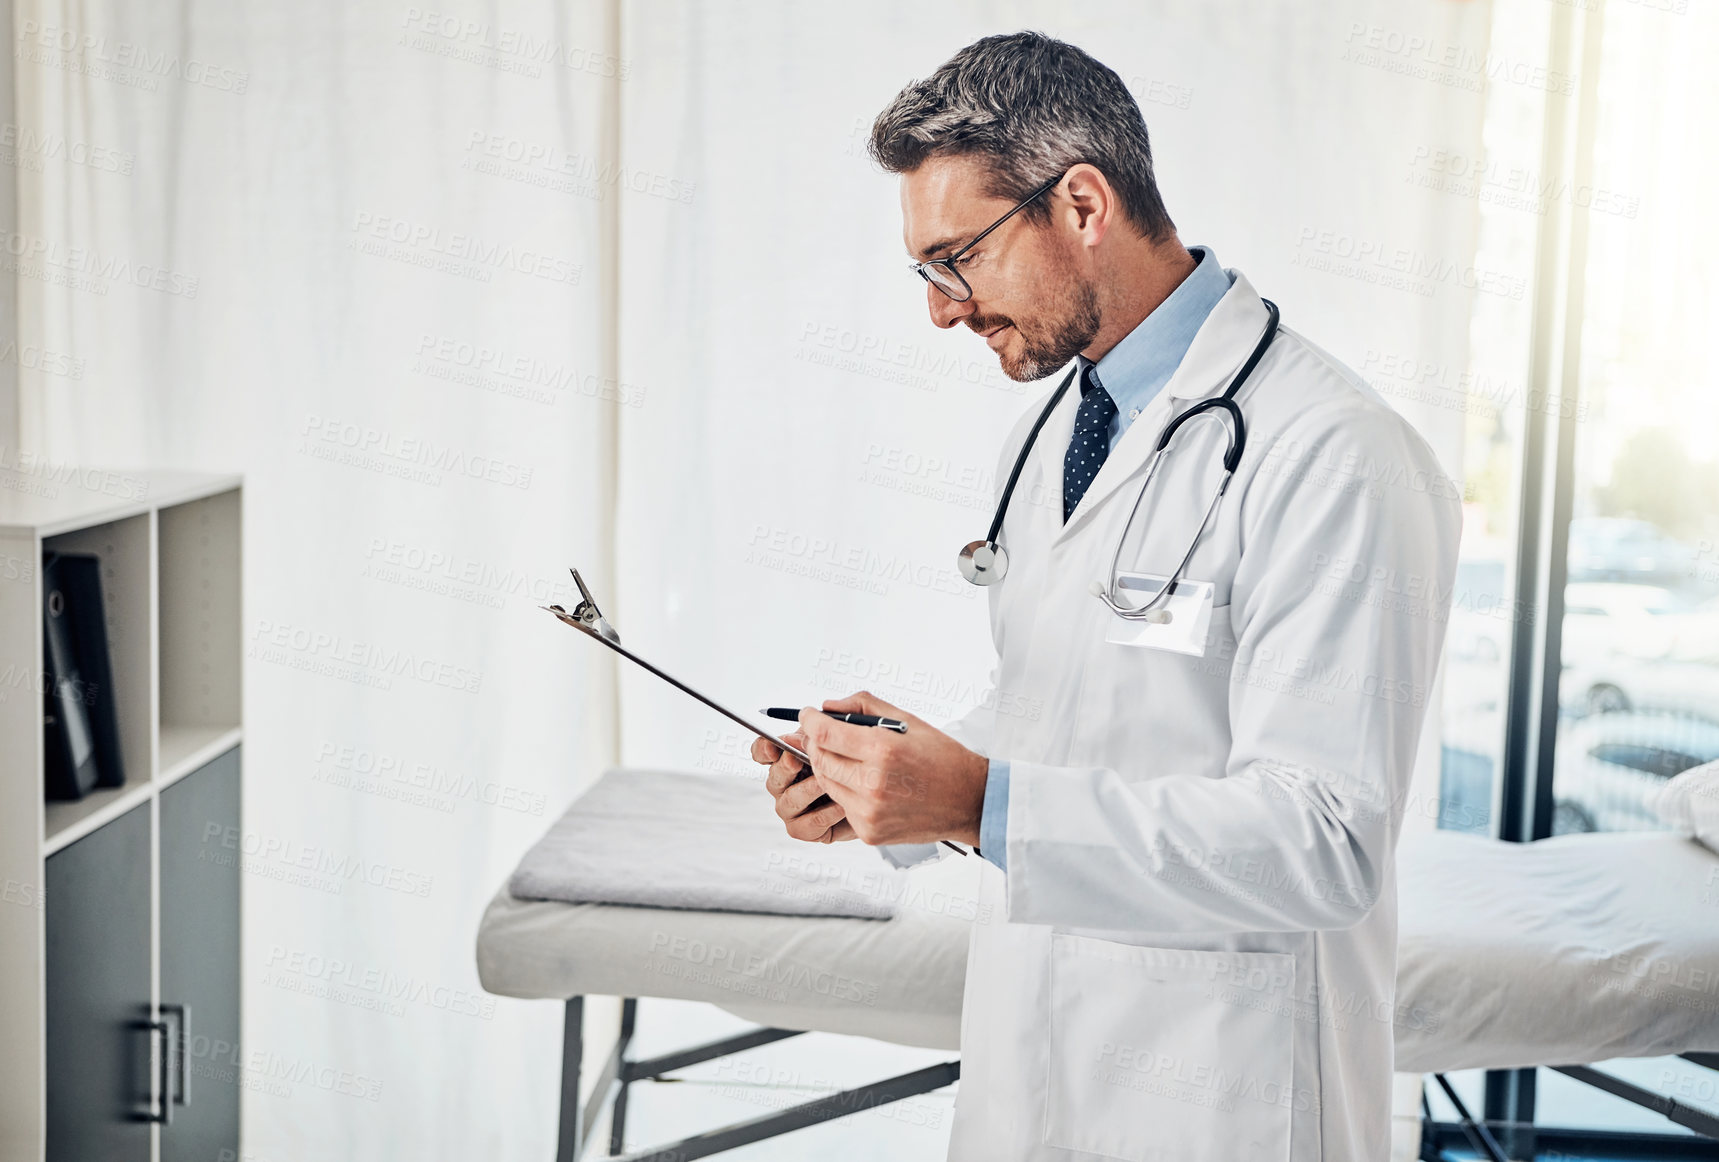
[{"left": 553, "top": 568, "right": 620, "bottom": 645}]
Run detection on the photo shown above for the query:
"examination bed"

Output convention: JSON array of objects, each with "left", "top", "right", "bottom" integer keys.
[{"left": 477, "top": 770, "right": 1719, "bottom": 1161}]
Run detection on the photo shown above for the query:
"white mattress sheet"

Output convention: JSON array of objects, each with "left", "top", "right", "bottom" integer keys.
[
  {"left": 508, "top": 770, "right": 907, "bottom": 920},
  {"left": 479, "top": 804, "right": 1719, "bottom": 1068},
  {"left": 479, "top": 844, "right": 981, "bottom": 1050},
  {"left": 1393, "top": 827, "right": 1719, "bottom": 1072}
]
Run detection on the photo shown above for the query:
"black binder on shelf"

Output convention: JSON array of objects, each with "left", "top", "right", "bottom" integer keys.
[{"left": 42, "top": 552, "right": 126, "bottom": 801}]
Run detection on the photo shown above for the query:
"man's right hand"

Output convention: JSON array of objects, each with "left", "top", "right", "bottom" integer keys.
[{"left": 752, "top": 731, "right": 856, "bottom": 844}]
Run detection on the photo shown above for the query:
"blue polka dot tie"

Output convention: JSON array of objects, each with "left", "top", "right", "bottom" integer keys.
[{"left": 1063, "top": 364, "right": 1117, "bottom": 522}]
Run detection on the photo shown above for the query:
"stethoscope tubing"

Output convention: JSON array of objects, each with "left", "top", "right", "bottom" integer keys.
[
  {"left": 1098, "top": 434, "right": 1231, "bottom": 619},
  {"left": 969, "top": 299, "right": 1280, "bottom": 603},
  {"left": 983, "top": 363, "right": 1079, "bottom": 547}
]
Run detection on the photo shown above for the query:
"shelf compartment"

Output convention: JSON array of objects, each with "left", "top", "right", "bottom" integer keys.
[
  {"left": 42, "top": 512, "right": 154, "bottom": 808},
  {"left": 158, "top": 489, "right": 241, "bottom": 757}
]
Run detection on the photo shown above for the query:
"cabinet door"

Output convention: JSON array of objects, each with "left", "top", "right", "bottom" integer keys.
[
  {"left": 45, "top": 801, "right": 153, "bottom": 1162},
  {"left": 160, "top": 746, "right": 242, "bottom": 1162}
]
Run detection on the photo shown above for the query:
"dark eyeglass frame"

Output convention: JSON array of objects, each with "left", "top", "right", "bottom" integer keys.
[{"left": 911, "top": 170, "right": 1067, "bottom": 303}]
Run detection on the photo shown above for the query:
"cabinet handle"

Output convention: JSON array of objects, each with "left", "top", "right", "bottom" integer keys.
[
  {"left": 141, "top": 1018, "right": 173, "bottom": 1124},
  {"left": 162, "top": 1003, "right": 191, "bottom": 1106}
]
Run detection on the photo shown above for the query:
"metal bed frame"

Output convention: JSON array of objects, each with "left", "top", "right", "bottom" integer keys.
[
  {"left": 551, "top": 996, "right": 1716, "bottom": 1161},
  {"left": 1420, "top": 1053, "right": 1719, "bottom": 1161},
  {"left": 554, "top": 996, "right": 960, "bottom": 1162}
]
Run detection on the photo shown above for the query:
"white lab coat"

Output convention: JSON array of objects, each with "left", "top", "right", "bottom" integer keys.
[{"left": 905, "top": 271, "right": 1461, "bottom": 1161}]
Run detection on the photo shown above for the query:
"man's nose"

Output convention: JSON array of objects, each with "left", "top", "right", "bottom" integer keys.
[{"left": 927, "top": 282, "right": 975, "bottom": 330}]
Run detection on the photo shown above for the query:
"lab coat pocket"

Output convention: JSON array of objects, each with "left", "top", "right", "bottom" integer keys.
[
  {"left": 1101, "top": 574, "right": 1216, "bottom": 656},
  {"left": 1043, "top": 935, "right": 1297, "bottom": 1162}
]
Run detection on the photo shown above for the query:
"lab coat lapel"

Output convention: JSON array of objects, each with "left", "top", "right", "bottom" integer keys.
[{"left": 1055, "top": 271, "right": 1272, "bottom": 542}]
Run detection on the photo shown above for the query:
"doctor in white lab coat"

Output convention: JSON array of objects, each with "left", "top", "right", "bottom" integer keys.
[{"left": 754, "top": 32, "right": 1460, "bottom": 1162}]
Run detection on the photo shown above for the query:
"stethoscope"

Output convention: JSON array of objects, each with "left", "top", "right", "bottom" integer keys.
[{"left": 957, "top": 300, "right": 1280, "bottom": 626}]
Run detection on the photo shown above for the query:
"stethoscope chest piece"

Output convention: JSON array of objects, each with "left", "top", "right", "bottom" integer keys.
[{"left": 958, "top": 539, "right": 1008, "bottom": 585}]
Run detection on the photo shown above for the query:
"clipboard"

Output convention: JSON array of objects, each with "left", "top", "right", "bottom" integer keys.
[
  {"left": 544, "top": 569, "right": 968, "bottom": 856},
  {"left": 543, "top": 569, "right": 810, "bottom": 763}
]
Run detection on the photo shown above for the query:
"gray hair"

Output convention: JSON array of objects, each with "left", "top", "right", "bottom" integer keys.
[{"left": 869, "top": 32, "right": 1174, "bottom": 240}]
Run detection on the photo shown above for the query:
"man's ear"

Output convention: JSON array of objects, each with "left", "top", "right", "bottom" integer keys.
[{"left": 1060, "top": 163, "right": 1115, "bottom": 248}]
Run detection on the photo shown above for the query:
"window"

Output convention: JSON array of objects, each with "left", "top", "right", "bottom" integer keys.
[
  {"left": 1549, "top": 0, "right": 1719, "bottom": 840},
  {"left": 1536, "top": 0, "right": 1719, "bottom": 1134},
  {"left": 1429, "top": 0, "right": 1719, "bottom": 1149}
]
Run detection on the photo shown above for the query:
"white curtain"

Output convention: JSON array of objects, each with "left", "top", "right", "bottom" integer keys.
[
  {"left": 14, "top": 1, "right": 1488, "bottom": 1158},
  {"left": 17, "top": 1, "right": 621, "bottom": 1158}
]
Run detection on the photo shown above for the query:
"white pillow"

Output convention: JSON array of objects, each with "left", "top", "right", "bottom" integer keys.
[{"left": 1654, "top": 759, "right": 1719, "bottom": 855}]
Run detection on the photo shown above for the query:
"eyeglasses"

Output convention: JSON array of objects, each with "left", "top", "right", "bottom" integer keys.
[{"left": 911, "top": 170, "right": 1066, "bottom": 303}]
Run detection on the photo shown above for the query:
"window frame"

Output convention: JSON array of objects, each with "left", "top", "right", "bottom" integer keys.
[{"left": 1483, "top": 0, "right": 1606, "bottom": 1145}]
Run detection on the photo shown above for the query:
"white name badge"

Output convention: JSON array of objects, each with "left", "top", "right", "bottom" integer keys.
[{"left": 1102, "top": 573, "right": 1216, "bottom": 656}]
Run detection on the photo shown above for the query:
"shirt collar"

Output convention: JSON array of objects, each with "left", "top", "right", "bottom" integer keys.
[{"left": 1076, "top": 245, "right": 1233, "bottom": 423}]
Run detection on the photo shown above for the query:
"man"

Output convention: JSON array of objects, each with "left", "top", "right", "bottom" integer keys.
[{"left": 752, "top": 32, "right": 1459, "bottom": 1161}]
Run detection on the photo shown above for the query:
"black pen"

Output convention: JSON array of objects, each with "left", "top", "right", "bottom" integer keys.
[
  {"left": 762, "top": 707, "right": 908, "bottom": 733},
  {"left": 762, "top": 707, "right": 967, "bottom": 857}
]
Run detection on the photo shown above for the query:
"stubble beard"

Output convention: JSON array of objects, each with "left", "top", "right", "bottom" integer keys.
[{"left": 995, "top": 278, "right": 1102, "bottom": 383}]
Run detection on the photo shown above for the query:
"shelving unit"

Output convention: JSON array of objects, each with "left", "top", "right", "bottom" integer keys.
[{"left": 0, "top": 470, "right": 243, "bottom": 1162}]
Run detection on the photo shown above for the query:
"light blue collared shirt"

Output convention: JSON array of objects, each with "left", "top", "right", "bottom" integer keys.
[{"left": 976, "top": 246, "right": 1233, "bottom": 873}]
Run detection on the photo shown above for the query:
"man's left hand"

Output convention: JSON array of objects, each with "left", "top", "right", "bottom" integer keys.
[{"left": 799, "top": 691, "right": 989, "bottom": 847}]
